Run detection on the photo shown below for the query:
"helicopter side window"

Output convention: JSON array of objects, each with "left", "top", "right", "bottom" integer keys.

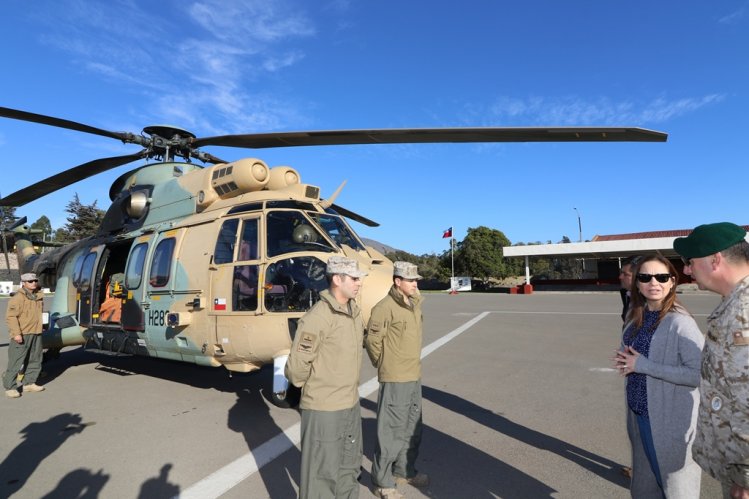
[
  {"left": 77, "top": 252, "right": 97, "bottom": 292},
  {"left": 264, "top": 256, "right": 327, "bottom": 312},
  {"left": 125, "top": 242, "right": 148, "bottom": 289},
  {"left": 72, "top": 253, "right": 86, "bottom": 287},
  {"left": 233, "top": 265, "right": 259, "bottom": 311},
  {"left": 149, "top": 238, "right": 176, "bottom": 288},
  {"left": 266, "top": 211, "right": 334, "bottom": 257},
  {"left": 238, "top": 219, "right": 258, "bottom": 261},
  {"left": 214, "top": 219, "right": 239, "bottom": 264}
]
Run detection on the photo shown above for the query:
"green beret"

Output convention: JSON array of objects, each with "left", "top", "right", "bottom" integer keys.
[{"left": 673, "top": 222, "right": 747, "bottom": 259}]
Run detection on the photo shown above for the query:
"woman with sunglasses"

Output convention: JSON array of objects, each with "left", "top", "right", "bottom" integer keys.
[{"left": 613, "top": 255, "right": 704, "bottom": 498}]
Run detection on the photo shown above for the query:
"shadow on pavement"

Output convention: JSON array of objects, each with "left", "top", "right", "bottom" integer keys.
[
  {"left": 422, "top": 385, "right": 630, "bottom": 489},
  {"left": 0, "top": 412, "right": 89, "bottom": 498},
  {"left": 360, "top": 397, "right": 556, "bottom": 498}
]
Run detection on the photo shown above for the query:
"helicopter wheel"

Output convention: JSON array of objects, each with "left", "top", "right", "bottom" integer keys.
[{"left": 270, "top": 384, "right": 301, "bottom": 409}]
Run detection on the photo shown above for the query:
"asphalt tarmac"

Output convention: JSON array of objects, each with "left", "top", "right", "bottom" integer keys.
[{"left": 0, "top": 291, "right": 723, "bottom": 498}]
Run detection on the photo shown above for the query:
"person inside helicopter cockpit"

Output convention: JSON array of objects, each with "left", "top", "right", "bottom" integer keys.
[{"left": 266, "top": 211, "right": 334, "bottom": 257}]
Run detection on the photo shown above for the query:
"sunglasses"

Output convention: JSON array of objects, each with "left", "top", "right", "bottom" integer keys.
[{"left": 636, "top": 273, "right": 672, "bottom": 283}]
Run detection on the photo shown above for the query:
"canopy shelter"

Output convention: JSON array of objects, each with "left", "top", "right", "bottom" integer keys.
[{"left": 501, "top": 227, "right": 749, "bottom": 286}]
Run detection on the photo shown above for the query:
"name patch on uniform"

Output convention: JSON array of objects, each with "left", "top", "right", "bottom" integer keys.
[
  {"left": 297, "top": 332, "right": 317, "bottom": 353},
  {"left": 732, "top": 330, "right": 749, "bottom": 346},
  {"left": 368, "top": 321, "right": 382, "bottom": 334}
]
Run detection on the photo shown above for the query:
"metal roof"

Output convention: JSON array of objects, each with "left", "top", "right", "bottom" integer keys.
[{"left": 503, "top": 226, "right": 749, "bottom": 259}]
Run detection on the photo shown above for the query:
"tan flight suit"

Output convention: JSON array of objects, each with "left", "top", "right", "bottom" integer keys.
[
  {"left": 286, "top": 289, "right": 365, "bottom": 499},
  {"left": 3, "top": 287, "right": 44, "bottom": 391},
  {"left": 365, "top": 285, "right": 424, "bottom": 489}
]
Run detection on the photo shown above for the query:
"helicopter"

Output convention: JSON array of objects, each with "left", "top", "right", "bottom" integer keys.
[{"left": 0, "top": 106, "right": 667, "bottom": 407}]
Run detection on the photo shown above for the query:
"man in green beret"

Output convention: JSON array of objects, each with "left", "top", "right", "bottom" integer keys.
[{"left": 674, "top": 222, "right": 749, "bottom": 498}]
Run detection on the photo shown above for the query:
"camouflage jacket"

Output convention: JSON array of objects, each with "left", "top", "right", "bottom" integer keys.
[
  {"left": 365, "top": 286, "right": 423, "bottom": 382},
  {"left": 6, "top": 287, "right": 44, "bottom": 338},
  {"left": 692, "top": 275, "right": 749, "bottom": 488},
  {"left": 285, "top": 289, "right": 364, "bottom": 411}
]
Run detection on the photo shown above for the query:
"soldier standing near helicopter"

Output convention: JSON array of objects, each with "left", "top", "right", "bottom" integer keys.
[
  {"left": 3, "top": 273, "right": 45, "bottom": 398},
  {"left": 365, "top": 262, "right": 429, "bottom": 499},
  {"left": 285, "top": 256, "right": 367, "bottom": 499}
]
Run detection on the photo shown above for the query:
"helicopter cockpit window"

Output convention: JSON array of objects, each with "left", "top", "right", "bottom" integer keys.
[
  {"left": 308, "top": 212, "right": 366, "bottom": 251},
  {"left": 214, "top": 219, "right": 239, "bottom": 265},
  {"left": 264, "top": 256, "right": 327, "bottom": 312},
  {"left": 149, "top": 237, "right": 176, "bottom": 288},
  {"left": 77, "top": 252, "right": 97, "bottom": 292},
  {"left": 233, "top": 264, "right": 259, "bottom": 311},
  {"left": 238, "top": 219, "right": 258, "bottom": 261},
  {"left": 266, "top": 211, "right": 334, "bottom": 257},
  {"left": 125, "top": 242, "right": 148, "bottom": 289}
]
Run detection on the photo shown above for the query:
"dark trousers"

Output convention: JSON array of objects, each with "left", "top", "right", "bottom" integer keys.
[
  {"left": 299, "top": 402, "right": 362, "bottom": 499},
  {"left": 371, "top": 380, "right": 423, "bottom": 488},
  {"left": 3, "top": 334, "right": 43, "bottom": 390}
]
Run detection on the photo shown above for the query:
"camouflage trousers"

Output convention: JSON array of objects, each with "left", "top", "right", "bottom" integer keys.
[
  {"left": 299, "top": 401, "right": 362, "bottom": 499},
  {"left": 3, "top": 334, "right": 42, "bottom": 390},
  {"left": 371, "top": 380, "right": 423, "bottom": 489}
]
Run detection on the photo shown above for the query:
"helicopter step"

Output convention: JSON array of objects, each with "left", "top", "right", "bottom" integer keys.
[{"left": 83, "top": 328, "right": 148, "bottom": 357}]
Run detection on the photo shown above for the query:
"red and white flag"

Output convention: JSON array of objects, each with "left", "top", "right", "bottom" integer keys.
[
  {"left": 214, "top": 298, "right": 227, "bottom": 311},
  {"left": 442, "top": 227, "right": 452, "bottom": 238}
]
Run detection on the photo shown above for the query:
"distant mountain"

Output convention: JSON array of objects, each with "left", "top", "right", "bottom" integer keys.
[{"left": 361, "top": 238, "right": 401, "bottom": 255}]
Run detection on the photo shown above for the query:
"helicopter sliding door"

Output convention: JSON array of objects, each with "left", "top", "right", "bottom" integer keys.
[{"left": 142, "top": 229, "right": 183, "bottom": 360}]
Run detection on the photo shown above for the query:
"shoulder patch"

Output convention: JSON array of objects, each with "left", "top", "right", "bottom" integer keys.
[
  {"left": 369, "top": 321, "right": 382, "bottom": 334},
  {"left": 297, "top": 332, "right": 318, "bottom": 353}
]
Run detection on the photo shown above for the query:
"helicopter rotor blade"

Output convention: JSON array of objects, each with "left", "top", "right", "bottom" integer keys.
[
  {"left": 330, "top": 203, "right": 379, "bottom": 227},
  {"left": 0, "top": 150, "right": 149, "bottom": 207},
  {"left": 192, "top": 127, "right": 667, "bottom": 149},
  {"left": 0, "top": 106, "right": 136, "bottom": 143},
  {"left": 7, "top": 216, "right": 28, "bottom": 231}
]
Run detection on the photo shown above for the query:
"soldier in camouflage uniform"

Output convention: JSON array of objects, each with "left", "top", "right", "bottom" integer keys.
[
  {"left": 285, "top": 256, "right": 367, "bottom": 499},
  {"left": 365, "top": 262, "right": 428, "bottom": 499},
  {"left": 674, "top": 222, "right": 749, "bottom": 498}
]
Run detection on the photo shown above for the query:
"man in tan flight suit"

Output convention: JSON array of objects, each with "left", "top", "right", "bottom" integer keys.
[
  {"left": 3, "top": 272, "right": 45, "bottom": 398},
  {"left": 365, "top": 262, "right": 428, "bottom": 499},
  {"left": 286, "top": 256, "right": 367, "bottom": 498}
]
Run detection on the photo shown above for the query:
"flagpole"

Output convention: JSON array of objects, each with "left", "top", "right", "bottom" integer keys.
[{"left": 450, "top": 227, "right": 454, "bottom": 291}]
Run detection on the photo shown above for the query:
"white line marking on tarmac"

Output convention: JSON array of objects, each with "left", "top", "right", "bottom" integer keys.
[{"left": 176, "top": 311, "right": 491, "bottom": 499}]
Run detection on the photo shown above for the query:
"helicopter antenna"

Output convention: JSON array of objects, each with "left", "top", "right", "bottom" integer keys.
[{"left": 320, "top": 180, "right": 348, "bottom": 209}]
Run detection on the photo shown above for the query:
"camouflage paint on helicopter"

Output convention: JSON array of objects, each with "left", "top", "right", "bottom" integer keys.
[
  {"left": 1, "top": 105, "right": 667, "bottom": 407},
  {"left": 14, "top": 158, "right": 393, "bottom": 407}
]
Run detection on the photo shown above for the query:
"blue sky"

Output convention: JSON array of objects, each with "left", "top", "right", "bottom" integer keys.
[{"left": 1, "top": 1, "right": 747, "bottom": 255}]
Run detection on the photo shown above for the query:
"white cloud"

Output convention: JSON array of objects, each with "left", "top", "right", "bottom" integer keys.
[
  {"left": 481, "top": 94, "right": 725, "bottom": 126},
  {"left": 719, "top": 3, "right": 747, "bottom": 24},
  {"left": 29, "top": 0, "right": 318, "bottom": 134},
  {"left": 188, "top": 0, "right": 315, "bottom": 43}
]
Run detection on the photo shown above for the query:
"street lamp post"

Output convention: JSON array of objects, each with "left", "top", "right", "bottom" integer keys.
[{"left": 573, "top": 207, "right": 582, "bottom": 242}]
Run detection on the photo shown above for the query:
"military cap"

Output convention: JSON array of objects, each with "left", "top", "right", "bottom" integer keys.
[
  {"left": 674, "top": 222, "right": 748, "bottom": 259},
  {"left": 326, "top": 256, "right": 368, "bottom": 278},
  {"left": 20, "top": 272, "right": 38, "bottom": 282},
  {"left": 393, "top": 261, "right": 422, "bottom": 280}
]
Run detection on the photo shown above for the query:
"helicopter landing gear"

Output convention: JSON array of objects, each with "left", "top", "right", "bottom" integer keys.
[
  {"left": 270, "top": 354, "right": 300, "bottom": 408},
  {"left": 270, "top": 385, "right": 301, "bottom": 409}
]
